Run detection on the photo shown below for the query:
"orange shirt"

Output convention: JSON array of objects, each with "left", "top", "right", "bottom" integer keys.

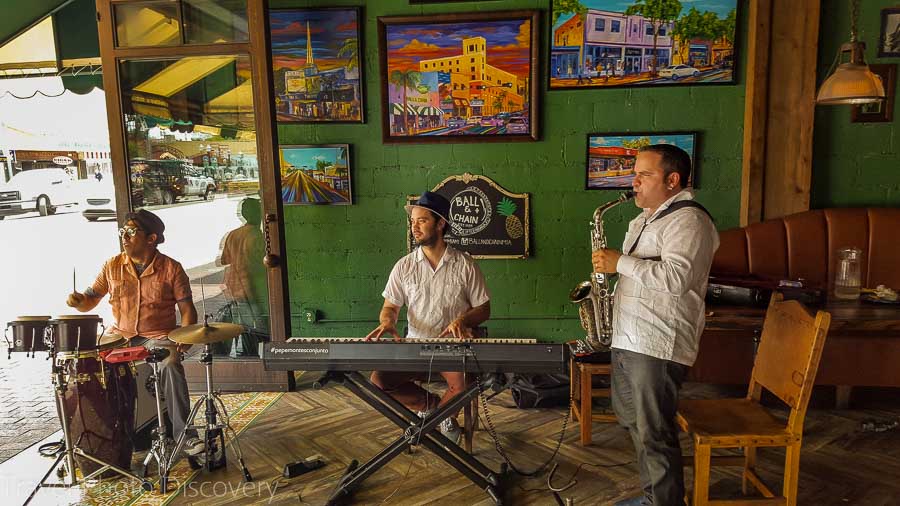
[
  {"left": 90, "top": 252, "right": 192, "bottom": 339},
  {"left": 221, "top": 224, "right": 262, "bottom": 301}
]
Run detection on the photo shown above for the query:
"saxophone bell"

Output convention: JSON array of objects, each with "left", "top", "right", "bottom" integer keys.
[{"left": 569, "top": 280, "right": 601, "bottom": 351}]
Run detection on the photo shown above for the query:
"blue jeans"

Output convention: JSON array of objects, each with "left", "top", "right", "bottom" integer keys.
[{"left": 612, "top": 348, "right": 688, "bottom": 506}]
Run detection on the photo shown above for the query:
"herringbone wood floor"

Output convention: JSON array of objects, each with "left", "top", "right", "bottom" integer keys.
[{"left": 174, "top": 377, "right": 900, "bottom": 506}]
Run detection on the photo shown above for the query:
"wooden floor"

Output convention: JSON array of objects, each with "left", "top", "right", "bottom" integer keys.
[{"left": 170, "top": 378, "right": 900, "bottom": 506}]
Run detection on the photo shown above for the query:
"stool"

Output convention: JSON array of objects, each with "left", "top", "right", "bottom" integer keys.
[{"left": 570, "top": 358, "right": 616, "bottom": 445}]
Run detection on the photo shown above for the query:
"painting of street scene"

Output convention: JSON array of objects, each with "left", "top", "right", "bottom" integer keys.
[
  {"left": 586, "top": 132, "right": 696, "bottom": 189},
  {"left": 378, "top": 11, "right": 539, "bottom": 142},
  {"left": 551, "top": 0, "right": 737, "bottom": 89},
  {"left": 270, "top": 8, "right": 363, "bottom": 122},
  {"left": 280, "top": 144, "right": 352, "bottom": 205}
]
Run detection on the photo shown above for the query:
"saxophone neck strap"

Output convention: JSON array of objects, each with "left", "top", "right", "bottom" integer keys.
[{"left": 626, "top": 200, "right": 713, "bottom": 258}]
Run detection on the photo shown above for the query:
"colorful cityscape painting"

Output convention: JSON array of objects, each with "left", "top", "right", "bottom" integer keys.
[
  {"left": 378, "top": 11, "right": 539, "bottom": 142},
  {"left": 586, "top": 132, "right": 696, "bottom": 189},
  {"left": 550, "top": 1, "right": 738, "bottom": 89},
  {"left": 270, "top": 8, "right": 364, "bottom": 122},
  {"left": 280, "top": 144, "right": 352, "bottom": 205}
]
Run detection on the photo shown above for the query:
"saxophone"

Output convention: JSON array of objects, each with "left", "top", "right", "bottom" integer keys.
[{"left": 569, "top": 191, "right": 635, "bottom": 351}]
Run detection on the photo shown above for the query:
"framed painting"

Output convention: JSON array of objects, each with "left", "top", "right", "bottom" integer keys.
[
  {"left": 279, "top": 144, "right": 352, "bottom": 205},
  {"left": 550, "top": 0, "right": 739, "bottom": 90},
  {"left": 270, "top": 7, "right": 365, "bottom": 123},
  {"left": 851, "top": 64, "right": 896, "bottom": 123},
  {"left": 378, "top": 10, "right": 540, "bottom": 143},
  {"left": 879, "top": 8, "right": 900, "bottom": 58},
  {"left": 585, "top": 132, "right": 698, "bottom": 190}
]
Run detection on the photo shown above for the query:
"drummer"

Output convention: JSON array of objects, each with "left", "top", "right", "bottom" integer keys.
[{"left": 66, "top": 209, "right": 205, "bottom": 457}]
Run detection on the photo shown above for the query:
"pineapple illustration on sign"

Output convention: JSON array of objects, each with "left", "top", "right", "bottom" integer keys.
[{"left": 497, "top": 197, "right": 523, "bottom": 239}]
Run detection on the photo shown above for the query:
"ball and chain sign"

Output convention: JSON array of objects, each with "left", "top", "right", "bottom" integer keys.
[{"left": 408, "top": 173, "right": 530, "bottom": 259}]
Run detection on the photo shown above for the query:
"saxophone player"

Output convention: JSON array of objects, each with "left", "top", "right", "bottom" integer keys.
[{"left": 592, "top": 144, "right": 719, "bottom": 506}]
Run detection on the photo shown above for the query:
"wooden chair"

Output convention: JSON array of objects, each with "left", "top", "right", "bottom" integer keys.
[
  {"left": 676, "top": 293, "right": 831, "bottom": 506},
  {"left": 570, "top": 357, "right": 617, "bottom": 446}
]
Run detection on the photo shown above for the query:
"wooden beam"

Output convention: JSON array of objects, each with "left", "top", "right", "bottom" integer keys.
[
  {"left": 740, "top": 0, "right": 772, "bottom": 226},
  {"left": 762, "top": 0, "right": 821, "bottom": 220}
]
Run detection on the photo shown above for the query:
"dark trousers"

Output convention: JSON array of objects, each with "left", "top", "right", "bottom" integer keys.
[{"left": 612, "top": 348, "right": 688, "bottom": 506}]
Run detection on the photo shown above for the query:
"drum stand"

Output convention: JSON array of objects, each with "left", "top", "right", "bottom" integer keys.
[
  {"left": 25, "top": 348, "right": 151, "bottom": 505},
  {"left": 164, "top": 343, "right": 252, "bottom": 486}
]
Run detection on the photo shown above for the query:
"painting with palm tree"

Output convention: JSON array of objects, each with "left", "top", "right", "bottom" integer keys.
[
  {"left": 550, "top": 0, "right": 738, "bottom": 89},
  {"left": 279, "top": 144, "right": 352, "bottom": 205},
  {"left": 378, "top": 11, "right": 540, "bottom": 143},
  {"left": 270, "top": 8, "right": 364, "bottom": 123}
]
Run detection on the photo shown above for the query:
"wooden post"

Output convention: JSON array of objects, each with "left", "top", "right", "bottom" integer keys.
[{"left": 740, "top": 0, "right": 821, "bottom": 224}]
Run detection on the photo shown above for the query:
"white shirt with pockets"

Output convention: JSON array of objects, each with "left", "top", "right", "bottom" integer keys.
[
  {"left": 612, "top": 189, "right": 720, "bottom": 366},
  {"left": 382, "top": 246, "right": 490, "bottom": 339}
]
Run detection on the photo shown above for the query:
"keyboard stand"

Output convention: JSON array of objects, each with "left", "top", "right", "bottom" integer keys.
[{"left": 324, "top": 371, "right": 505, "bottom": 505}]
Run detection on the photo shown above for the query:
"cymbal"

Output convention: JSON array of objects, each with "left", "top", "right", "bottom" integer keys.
[
  {"left": 169, "top": 323, "right": 244, "bottom": 345},
  {"left": 98, "top": 333, "right": 125, "bottom": 350}
]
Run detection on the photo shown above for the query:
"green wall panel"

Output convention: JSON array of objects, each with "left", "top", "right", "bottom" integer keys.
[
  {"left": 813, "top": 0, "right": 900, "bottom": 208},
  {"left": 272, "top": 0, "right": 748, "bottom": 341}
]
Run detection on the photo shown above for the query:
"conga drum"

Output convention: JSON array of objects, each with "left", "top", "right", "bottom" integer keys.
[
  {"left": 59, "top": 344, "right": 135, "bottom": 478},
  {"left": 5, "top": 316, "right": 52, "bottom": 356},
  {"left": 50, "top": 315, "right": 104, "bottom": 352}
]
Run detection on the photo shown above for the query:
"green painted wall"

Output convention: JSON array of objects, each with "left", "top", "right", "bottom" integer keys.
[
  {"left": 274, "top": 0, "right": 747, "bottom": 341},
  {"left": 812, "top": 0, "right": 900, "bottom": 208}
]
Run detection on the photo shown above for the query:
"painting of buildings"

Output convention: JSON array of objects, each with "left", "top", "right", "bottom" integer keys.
[
  {"left": 270, "top": 8, "right": 364, "bottom": 122},
  {"left": 586, "top": 132, "right": 696, "bottom": 189},
  {"left": 378, "top": 11, "right": 539, "bottom": 142},
  {"left": 280, "top": 144, "right": 352, "bottom": 205},
  {"left": 551, "top": 1, "right": 737, "bottom": 89}
]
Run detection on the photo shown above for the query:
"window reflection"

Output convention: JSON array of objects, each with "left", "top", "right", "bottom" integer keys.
[
  {"left": 114, "top": 0, "right": 248, "bottom": 48},
  {"left": 115, "top": 2, "right": 181, "bottom": 47},
  {"left": 119, "top": 55, "right": 267, "bottom": 358}
]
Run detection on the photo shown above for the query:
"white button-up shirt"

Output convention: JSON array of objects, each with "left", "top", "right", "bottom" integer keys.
[
  {"left": 383, "top": 246, "right": 490, "bottom": 339},
  {"left": 612, "top": 189, "right": 720, "bottom": 366}
]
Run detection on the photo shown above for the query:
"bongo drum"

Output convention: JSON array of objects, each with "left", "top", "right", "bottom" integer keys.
[
  {"left": 5, "top": 316, "right": 52, "bottom": 357},
  {"left": 50, "top": 315, "right": 104, "bottom": 352}
]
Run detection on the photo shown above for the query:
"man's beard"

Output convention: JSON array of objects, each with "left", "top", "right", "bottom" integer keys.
[{"left": 415, "top": 233, "right": 437, "bottom": 247}]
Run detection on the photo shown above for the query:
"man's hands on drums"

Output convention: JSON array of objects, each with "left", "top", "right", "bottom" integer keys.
[
  {"left": 439, "top": 318, "right": 473, "bottom": 340},
  {"left": 176, "top": 343, "right": 192, "bottom": 354},
  {"left": 365, "top": 323, "right": 402, "bottom": 341}
]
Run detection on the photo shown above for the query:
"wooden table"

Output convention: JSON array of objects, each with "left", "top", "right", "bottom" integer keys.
[{"left": 689, "top": 299, "right": 900, "bottom": 407}]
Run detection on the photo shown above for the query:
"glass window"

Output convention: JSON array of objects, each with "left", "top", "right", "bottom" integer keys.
[
  {"left": 114, "top": 0, "right": 248, "bottom": 47},
  {"left": 115, "top": 2, "right": 181, "bottom": 47},
  {"left": 611, "top": 20, "right": 621, "bottom": 33},
  {"left": 183, "top": 0, "right": 248, "bottom": 44},
  {"left": 118, "top": 55, "right": 269, "bottom": 358},
  {"left": 595, "top": 19, "right": 605, "bottom": 32}
]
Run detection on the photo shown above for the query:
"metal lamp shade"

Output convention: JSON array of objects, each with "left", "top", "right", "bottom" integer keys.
[{"left": 817, "top": 42, "right": 886, "bottom": 105}]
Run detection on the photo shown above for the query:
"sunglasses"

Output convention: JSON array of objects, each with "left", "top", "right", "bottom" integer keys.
[{"left": 118, "top": 226, "right": 142, "bottom": 238}]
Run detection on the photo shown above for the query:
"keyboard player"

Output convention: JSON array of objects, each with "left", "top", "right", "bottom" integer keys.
[{"left": 365, "top": 191, "right": 491, "bottom": 443}]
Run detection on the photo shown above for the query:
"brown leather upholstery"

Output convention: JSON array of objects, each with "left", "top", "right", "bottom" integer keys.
[{"left": 712, "top": 208, "right": 900, "bottom": 290}]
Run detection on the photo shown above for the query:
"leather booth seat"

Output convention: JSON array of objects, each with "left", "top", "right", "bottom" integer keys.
[
  {"left": 689, "top": 208, "right": 900, "bottom": 395},
  {"left": 711, "top": 208, "right": 900, "bottom": 290}
]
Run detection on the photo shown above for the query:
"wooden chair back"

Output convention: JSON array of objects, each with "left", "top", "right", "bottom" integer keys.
[{"left": 748, "top": 293, "right": 831, "bottom": 433}]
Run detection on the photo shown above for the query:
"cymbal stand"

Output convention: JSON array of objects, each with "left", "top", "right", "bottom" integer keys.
[
  {"left": 165, "top": 342, "right": 252, "bottom": 484},
  {"left": 25, "top": 345, "right": 151, "bottom": 504}
]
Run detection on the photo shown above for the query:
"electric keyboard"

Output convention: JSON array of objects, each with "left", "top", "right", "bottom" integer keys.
[{"left": 261, "top": 338, "right": 568, "bottom": 374}]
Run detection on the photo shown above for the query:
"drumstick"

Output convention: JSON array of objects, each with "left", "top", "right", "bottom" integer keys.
[{"left": 73, "top": 268, "right": 76, "bottom": 294}]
